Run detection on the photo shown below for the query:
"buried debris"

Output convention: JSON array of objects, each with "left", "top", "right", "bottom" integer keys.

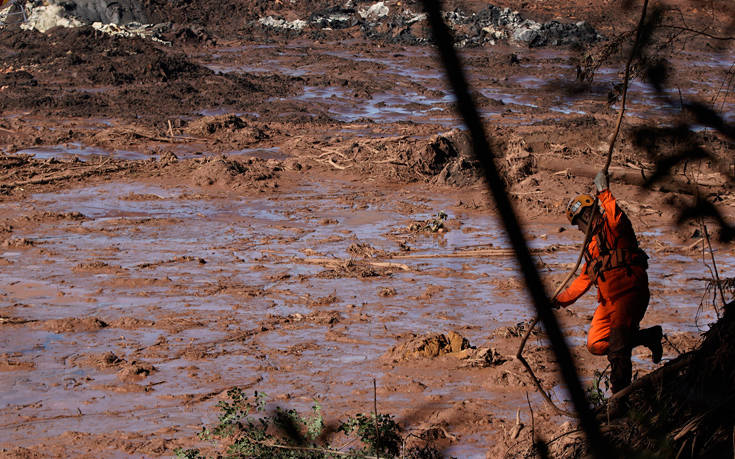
[
  {"left": 384, "top": 331, "right": 505, "bottom": 366},
  {"left": 384, "top": 331, "right": 470, "bottom": 361},
  {"left": 408, "top": 211, "right": 449, "bottom": 233}
]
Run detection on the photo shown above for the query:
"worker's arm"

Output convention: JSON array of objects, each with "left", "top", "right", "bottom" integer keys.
[
  {"left": 594, "top": 170, "right": 623, "bottom": 227},
  {"left": 597, "top": 189, "right": 623, "bottom": 227},
  {"left": 554, "top": 266, "right": 592, "bottom": 307}
]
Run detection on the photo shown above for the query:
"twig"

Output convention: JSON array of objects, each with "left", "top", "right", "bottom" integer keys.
[
  {"left": 167, "top": 120, "right": 174, "bottom": 137},
  {"left": 605, "top": 0, "right": 649, "bottom": 174},
  {"left": 701, "top": 221, "right": 727, "bottom": 312},
  {"left": 663, "top": 334, "right": 683, "bottom": 355},
  {"left": 515, "top": 317, "right": 574, "bottom": 417},
  {"left": 250, "top": 439, "right": 378, "bottom": 458},
  {"left": 1, "top": 163, "right": 127, "bottom": 188},
  {"left": 526, "top": 391, "right": 535, "bottom": 441},
  {"left": 686, "top": 237, "right": 704, "bottom": 251},
  {"left": 509, "top": 408, "right": 523, "bottom": 439},
  {"left": 312, "top": 157, "right": 351, "bottom": 170},
  {"left": 128, "top": 131, "right": 203, "bottom": 143},
  {"left": 545, "top": 428, "right": 585, "bottom": 447},
  {"left": 389, "top": 247, "right": 545, "bottom": 259},
  {"left": 298, "top": 257, "right": 410, "bottom": 271},
  {"left": 657, "top": 24, "right": 735, "bottom": 41},
  {"left": 373, "top": 378, "right": 380, "bottom": 459}
]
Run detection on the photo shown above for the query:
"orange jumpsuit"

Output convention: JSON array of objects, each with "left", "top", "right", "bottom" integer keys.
[{"left": 556, "top": 189, "right": 649, "bottom": 355}]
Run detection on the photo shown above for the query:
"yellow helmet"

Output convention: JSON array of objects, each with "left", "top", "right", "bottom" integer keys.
[{"left": 566, "top": 194, "right": 594, "bottom": 224}]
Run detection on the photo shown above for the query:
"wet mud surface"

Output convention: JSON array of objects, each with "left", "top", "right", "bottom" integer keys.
[{"left": 1, "top": 0, "right": 734, "bottom": 456}]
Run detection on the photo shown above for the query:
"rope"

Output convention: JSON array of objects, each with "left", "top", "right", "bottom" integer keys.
[{"left": 516, "top": 0, "right": 650, "bottom": 420}]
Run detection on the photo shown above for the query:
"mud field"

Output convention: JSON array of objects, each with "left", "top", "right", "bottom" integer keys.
[{"left": 1, "top": 0, "right": 734, "bottom": 457}]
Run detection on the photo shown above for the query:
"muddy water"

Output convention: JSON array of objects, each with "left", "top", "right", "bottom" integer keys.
[
  {"left": 198, "top": 43, "right": 734, "bottom": 128},
  {"left": 1, "top": 177, "right": 730, "bottom": 455}
]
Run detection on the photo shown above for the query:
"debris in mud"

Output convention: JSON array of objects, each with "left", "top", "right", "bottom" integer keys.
[
  {"left": 189, "top": 156, "right": 278, "bottom": 188},
  {"left": 420, "top": 129, "right": 485, "bottom": 187},
  {"left": 458, "top": 347, "right": 506, "bottom": 368},
  {"left": 494, "top": 320, "right": 539, "bottom": 339},
  {"left": 72, "top": 261, "right": 125, "bottom": 274},
  {"left": 347, "top": 242, "right": 387, "bottom": 258},
  {"left": 117, "top": 361, "right": 155, "bottom": 383},
  {"left": 1, "top": 237, "right": 34, "bottom": 247},
  {"left": 408, "top": 211, "right": 448, "bottom": 233},
  {"left": 419, "top": 129, "right": 472, "bottom": 173},
  {"left": 71, "top": 351, "right": 125, "bottom": 370},
  {"left": 383, "top": 331, "right": 472, "bottom": 361},
  {"left": 0, "top": 353, "right": 35, "bottom": 371},
  {"left": 502, "top": 135, "right": 536, "bottom": 185},
  {"left": 262, "top": 310, "right": 342, "bottom": 329},
  {"left": 310, "top": 257, "right": 407, "bottom": 278},
  {"left": 310, "top": 292, "right": 339, "bottom": 306},
  {"left": 184, "top": 115, "right": 267, "bottom": 141},
  {"left": 258, "top": 16, "right": 308, "bottom": 32},
  {"left": 38, "top": 317, "right": 109, "bottom": 333},
  {"left": 18, "top": 0, "right": 156, "bottom": 39},
  {"left": 254, "top": 3, "right": 601, "bottom": 48}
]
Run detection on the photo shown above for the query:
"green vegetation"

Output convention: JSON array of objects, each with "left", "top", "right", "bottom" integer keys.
[
  {"left": 586, "top": 368, "right": 610, "bottom": 409},
  {"left": 175, "top": 388, "right": 442, "bottom": 459}
]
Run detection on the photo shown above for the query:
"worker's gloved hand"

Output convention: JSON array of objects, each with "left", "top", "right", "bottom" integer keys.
[{"left": 594, "top": 170, "right": 609, "bottom": 193}]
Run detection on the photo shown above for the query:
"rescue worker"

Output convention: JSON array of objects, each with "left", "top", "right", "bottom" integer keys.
[{"left": 553, "top": 170, "right": 663, "bottom": 393}]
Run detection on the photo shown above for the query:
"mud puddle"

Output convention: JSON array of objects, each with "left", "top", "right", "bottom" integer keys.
[{"left": 0, "top": 176, "right": 729, "bottom": 455}]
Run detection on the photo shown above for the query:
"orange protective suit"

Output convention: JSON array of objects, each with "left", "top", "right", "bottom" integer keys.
[{"left": 556, "top": 189, "right": 650, "bottom": 355}]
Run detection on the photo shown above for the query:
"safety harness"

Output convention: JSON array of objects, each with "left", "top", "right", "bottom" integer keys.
[{"left": 582, "top": 207, "right": 648, "bottom": 283}]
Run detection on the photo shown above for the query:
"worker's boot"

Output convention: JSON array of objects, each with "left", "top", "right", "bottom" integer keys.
[
  {"left": 635, "top": 325, "right": 663, "bottom": 364},
  {"left": 608, "top": 327, "right": 633, "bottom": 394}
]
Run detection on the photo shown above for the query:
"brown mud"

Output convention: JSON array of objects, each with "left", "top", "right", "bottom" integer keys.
[{"left": 1, "top": 0, "right": 734, "bottom": 457}]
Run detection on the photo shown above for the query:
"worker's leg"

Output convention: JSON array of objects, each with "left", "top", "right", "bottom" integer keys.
[
  {"left": 607, "top": 282, "right": 650, "bottom": 393},
  {"left": 607, "top": 326, "right": 633, "bottom": 393},
  {"left": 587, "top": 302, "right": 613, "bottom": 355},
  {"left": 634, "top": 325, "right": 663, "bottom": 363}
]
